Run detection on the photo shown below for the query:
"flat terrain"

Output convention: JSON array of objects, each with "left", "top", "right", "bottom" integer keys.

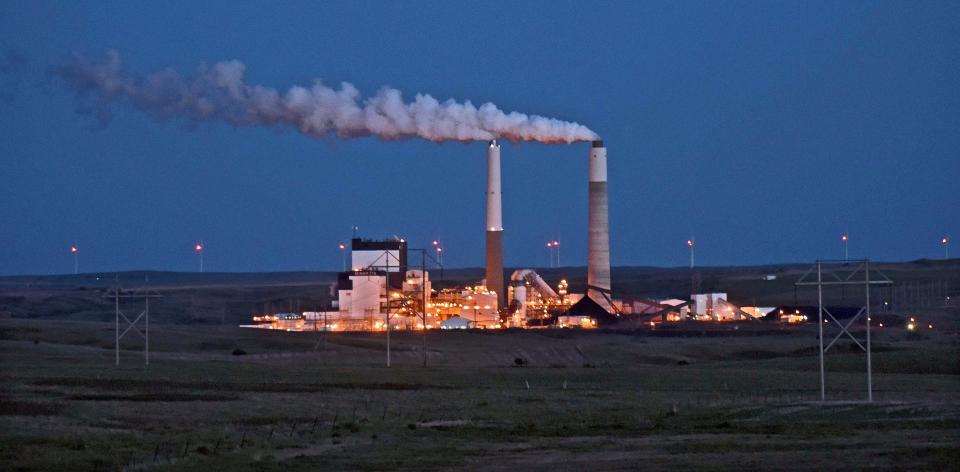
[
  {"left": 1, "top": 261, "right": 957, "bottom": 470},
  {"left": 1, "top": 319, "right": 958, "bottom": 471}
]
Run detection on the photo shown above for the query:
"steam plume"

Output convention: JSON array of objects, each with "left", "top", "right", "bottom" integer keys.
[{"left": 52, "top": 50, "right": 596, "bottom": 144}]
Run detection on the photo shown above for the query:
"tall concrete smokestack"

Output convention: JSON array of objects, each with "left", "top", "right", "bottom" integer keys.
[
  {"left": 485, "top": 140, "right": 504, "bottom": 307},
  {"left": 587, "top": 140, "right": 611, "bottom": 308}
]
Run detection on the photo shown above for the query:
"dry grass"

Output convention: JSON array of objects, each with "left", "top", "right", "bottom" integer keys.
[{"left": 0, "top": 318, "right": 958, "bottom": 471}]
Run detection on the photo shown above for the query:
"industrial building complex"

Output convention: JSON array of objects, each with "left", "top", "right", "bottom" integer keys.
[{"left": 244, "top": 140, "right": 786, "bottom": 332}]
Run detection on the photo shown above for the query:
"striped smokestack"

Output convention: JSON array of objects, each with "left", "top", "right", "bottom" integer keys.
[
  {"left": 485, "top": 140, "right": 504, "bottom": 307},
  {"left": 587, "top": 140, "right": 611, "bottom": 308}
]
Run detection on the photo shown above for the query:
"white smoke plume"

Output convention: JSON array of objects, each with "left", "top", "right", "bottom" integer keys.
[{"left": 52, "top": 50, "right": 597, "bottom": 144}]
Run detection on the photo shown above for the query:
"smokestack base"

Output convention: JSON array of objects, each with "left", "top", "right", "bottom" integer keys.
[{"left": 486, "top": 230, "right": 504, "bottom": 307}]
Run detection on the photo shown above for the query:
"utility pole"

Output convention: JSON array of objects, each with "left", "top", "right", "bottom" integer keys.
[
  {"left": 70, "top": 244, "right": 79, "bottom": 275},
  {"left": 546, "top": 240, "right": 561, "bottom": 268},
  {"left": 841, "top": 233, "right": 849, "bottom": 262},
  {"left": 195, "top": 242, "right": 204, "bottom": 272},
  {"left": 435, "top": 246, "right": 444, "bottom": 281},
  {"left": 816, "top": 262, "right": 824, "bottom": 401},
  {"left": 115, "top": 285, "right": 119, "bottom": 365},
  {"left": 421, "top": 249, "right": 427, "bottom": 367},
  {"left": 385, "top": 247, "right": 391, "bottom": 368},
  {"left": 865, "top": 260, "right": 872, "bottom": 402},
  {"left": 412, "top": 247, "right": 438, "bottom": 367}
]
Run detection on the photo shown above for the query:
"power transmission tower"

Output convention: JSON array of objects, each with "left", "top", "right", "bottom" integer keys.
[
  {"left": 795, "top": 260, "right": 892, "bottom": 402},
  {"left": 103, "top": 279, "right": 162, "bottom": 366}
]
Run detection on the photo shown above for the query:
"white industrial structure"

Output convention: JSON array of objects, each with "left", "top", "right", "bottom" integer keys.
[
  {"left": 285, "top": 238, "right": 429, "bottom": 331},
  {"left": 691, "top": 293, "right": 727, "bottom": 318},
  {"left": 509, "top": 269, "right": 563, "bottom": 324},
  {"left": 440, "top": 316, "right": 471, "bottom": 329}
]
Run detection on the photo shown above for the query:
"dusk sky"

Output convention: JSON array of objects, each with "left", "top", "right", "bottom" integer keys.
[{"left": 1, "top": 1, "right": 958, "bottom": 275}]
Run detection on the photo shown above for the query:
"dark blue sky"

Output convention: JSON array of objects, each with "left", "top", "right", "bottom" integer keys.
[{"left": 1, "top": 1, "right": 958, "bottom": 275}]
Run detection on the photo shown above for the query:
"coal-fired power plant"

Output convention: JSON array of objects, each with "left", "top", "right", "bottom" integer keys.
[
  {"left": 246, "top": 138, "right": 777, "bottom": 331},
  {"left": 248, "top": 139, "right": 657, "bottom": 333},
  {"left": 587, "top": 140, "right": 612, "bottom": 307},
  {"left": 50, "top": 52, "right": 791, "bottom": 332},
  {"left": 485, "top": 140, "right": 505, "bottom": 306}
]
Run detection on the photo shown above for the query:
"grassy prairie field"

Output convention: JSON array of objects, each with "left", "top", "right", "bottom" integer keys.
[{"left": 1, "top": 318, "right": 958, "bottom": 471}]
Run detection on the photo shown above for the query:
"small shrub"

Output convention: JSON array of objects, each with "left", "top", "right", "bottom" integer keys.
[
  {"left": 514, "top": 358, "right": 527, "bottom": 367},
  {"left": 232, "top": 348, "right": 247, "bottom": 356}
]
